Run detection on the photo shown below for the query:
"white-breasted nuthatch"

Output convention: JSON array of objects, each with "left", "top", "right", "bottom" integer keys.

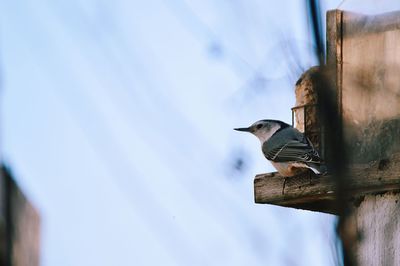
[{"left": 234, "top": 119, "right": 326, "bottom": 177}]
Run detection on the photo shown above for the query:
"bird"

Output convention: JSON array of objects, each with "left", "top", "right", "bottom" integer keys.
[{"left": 234, "top": 119, "right": 326, "bottom": 177}]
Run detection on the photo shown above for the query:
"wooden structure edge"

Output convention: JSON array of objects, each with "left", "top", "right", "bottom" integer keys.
[{"left": 254, "top": 153, "right": 400, "bottom": 214}]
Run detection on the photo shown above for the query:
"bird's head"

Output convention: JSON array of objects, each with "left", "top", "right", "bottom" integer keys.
[{"left": 234, "top": 119, "right": 289, "bottom": 143}]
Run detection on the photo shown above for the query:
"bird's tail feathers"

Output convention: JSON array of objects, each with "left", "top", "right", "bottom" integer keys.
[{"left": 305, "top": 163, "right": 327, "bottom": 175}]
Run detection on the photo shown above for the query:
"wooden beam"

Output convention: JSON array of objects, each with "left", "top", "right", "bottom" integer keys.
[{"left": 254, "top": 153, "right": 400, "bottom": 214}]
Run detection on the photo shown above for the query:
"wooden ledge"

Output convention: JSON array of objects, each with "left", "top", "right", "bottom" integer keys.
[{"left": 254, "top": 153, "right": 400, "bottom": 214}]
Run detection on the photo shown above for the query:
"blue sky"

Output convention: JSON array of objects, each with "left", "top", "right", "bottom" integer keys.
[{"left": 0, "top": 1, "right": 345, "bottom": 265}]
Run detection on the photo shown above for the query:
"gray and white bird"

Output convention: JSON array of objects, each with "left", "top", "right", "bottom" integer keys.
[{"left": 234, "top": 119, "right": 326, "bottom": 176}]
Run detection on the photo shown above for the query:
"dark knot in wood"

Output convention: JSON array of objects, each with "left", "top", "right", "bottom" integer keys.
[{"left": 378, "top": 158, "right": 390, "bottom": 171}]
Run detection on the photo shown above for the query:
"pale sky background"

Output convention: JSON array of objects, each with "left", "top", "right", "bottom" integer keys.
[{"left": 0, "top": 0, "right": 378, "bottom": 265}]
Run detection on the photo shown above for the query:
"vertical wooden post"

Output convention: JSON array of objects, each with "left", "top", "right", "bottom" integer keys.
[
  {"left": 327, "top": 10, "right": 400, "bottom": 265},
  {"left": 0, "top": 166, "right": 40, "bottom": 266}
]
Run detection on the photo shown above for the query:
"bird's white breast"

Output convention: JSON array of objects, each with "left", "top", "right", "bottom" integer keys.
[{"left": 270, "top": 161, "right": 309, "bottom": 177}]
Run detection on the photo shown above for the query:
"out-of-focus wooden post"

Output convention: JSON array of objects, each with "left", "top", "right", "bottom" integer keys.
[
  {"left": 0, "top": 166, "right": 40, "bottom": 266},
  {"left": 332, "top": 10, "right": 400, "bottom": 266}
]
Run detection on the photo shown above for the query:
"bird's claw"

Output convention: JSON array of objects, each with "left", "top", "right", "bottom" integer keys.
[{"left": 282, "top": 176, "right": 288, "bottom": 195}]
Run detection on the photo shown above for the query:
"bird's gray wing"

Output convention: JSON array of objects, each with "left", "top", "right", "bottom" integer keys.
[{"left": 262, "top": 128, "right": 322, "bottom": 163}]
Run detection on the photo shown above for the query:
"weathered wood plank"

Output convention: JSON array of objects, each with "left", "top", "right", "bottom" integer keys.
[
  {"left": 254, "top": 153, "right": 400, "bottom": 214},
  {"left": 326, "top": 10, "right": 343, "bottom": 67},
  {"left": 341, "top": 10, "right": 400, "bottom": 163},
  {"left": 353, "top": 193, "right": 400, "bottom": 266}
]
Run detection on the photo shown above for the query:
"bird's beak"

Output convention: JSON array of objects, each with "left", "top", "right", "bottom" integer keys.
[{"left": 234, "top": 127, "right": 252, "bottom": 132}]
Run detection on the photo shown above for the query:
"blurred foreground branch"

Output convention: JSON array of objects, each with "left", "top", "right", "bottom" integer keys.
[{"left": 307, "top": 1, "right": 356, "bottom": 265}]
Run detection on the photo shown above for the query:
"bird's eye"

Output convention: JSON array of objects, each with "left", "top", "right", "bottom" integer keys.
[{"left": 256, "top": 124, "right": 263, "bottom": 129}]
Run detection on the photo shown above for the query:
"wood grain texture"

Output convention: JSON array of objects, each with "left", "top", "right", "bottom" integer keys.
[
  {"left": 254, "top": 153, "right": 400, "bottom": 214},
  {"left": 354, "top": 193, "right": 400, "bottom": 266},
  {"left": 326, "top": 10, "right": 343, "bottom": 67}
]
